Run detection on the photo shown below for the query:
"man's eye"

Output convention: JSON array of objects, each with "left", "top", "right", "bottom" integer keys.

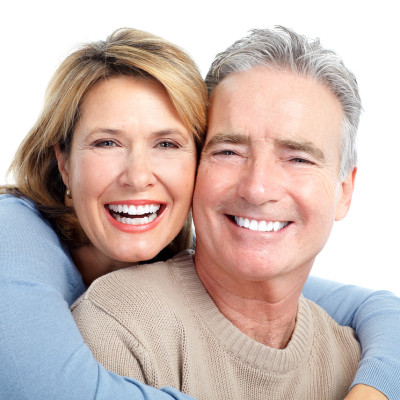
[
  {"left": 214, "top": 150, "right": 237, "bottom": 156},
  {"left": 291, "top": 157, "right": 313, "bottom": 164}
]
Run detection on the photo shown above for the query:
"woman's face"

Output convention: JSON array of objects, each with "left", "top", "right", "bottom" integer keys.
[{"left": 56, "top": 75, "right": 197, "bottom": 271}]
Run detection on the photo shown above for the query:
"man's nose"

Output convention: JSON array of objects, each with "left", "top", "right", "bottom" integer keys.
[
  {"left": 237, "top": 157, "right": 285, "bottom": 205},
  {"left": 118, "top": 151, "right": 156, "bottom": 191}
]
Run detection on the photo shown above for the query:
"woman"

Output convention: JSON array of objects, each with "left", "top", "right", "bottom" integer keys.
[{"left": 0, "top": 28, "right": 398, "bottom": 400}]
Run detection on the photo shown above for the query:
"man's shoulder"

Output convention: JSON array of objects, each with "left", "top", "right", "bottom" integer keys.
[
  {"left": 302, "top": 296, "right": 361, "bottom": 354},
  {"left": 75, "top": 249, "right": 195, "bottom": 322},
  {"left": 299, "top": 297, "right": 361, "bottom": 395},
  {"left": 302, "top": 297, "right": 350, "bottom": 332}
]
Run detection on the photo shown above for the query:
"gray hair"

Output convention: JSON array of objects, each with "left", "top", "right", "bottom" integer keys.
[{"left": 205, "top": 26, "right": 361, "bottom": 180}]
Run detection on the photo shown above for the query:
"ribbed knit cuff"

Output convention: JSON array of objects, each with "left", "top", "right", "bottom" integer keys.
[{"left": 351, "top": 357, "right": 400, "bottom": 399}]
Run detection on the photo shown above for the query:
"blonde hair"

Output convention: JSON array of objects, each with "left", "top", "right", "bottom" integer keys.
[{"left": 2, "top": 28, "right": 207, "bottom": 256}]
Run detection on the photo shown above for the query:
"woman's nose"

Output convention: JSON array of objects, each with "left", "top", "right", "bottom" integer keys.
[{"left": 118, "top": 151, "right": 157, "bottom": 191}]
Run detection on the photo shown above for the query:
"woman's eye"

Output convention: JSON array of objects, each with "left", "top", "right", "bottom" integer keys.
[
  {"left": 157, "top": 141, "right": 179, "bottom": 149},
  {"left": 93, "top": 140, "right": 117, "bottom": 148}
]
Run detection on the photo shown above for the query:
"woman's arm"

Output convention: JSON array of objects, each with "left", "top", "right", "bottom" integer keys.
[
  {"left": 304, "top": 275, "right": 400, "bottom": 399},
  {"left": 3, "top": 196, "right": 398, "bottom": 399},
  {"left": 0, "top": 195, "right": 194, "bottom": 400}
]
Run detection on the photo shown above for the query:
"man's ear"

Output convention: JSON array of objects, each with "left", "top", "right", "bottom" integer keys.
[
  {"left": 335, "top": 167, "right": 357, "bottom": 221},
  {"left": 54, "top": 143, "right": 70, "bottom": 188}
]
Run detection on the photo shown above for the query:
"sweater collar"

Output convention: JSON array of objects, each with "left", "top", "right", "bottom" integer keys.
[{"left": 171, "top": 250, "right": 314, "bottom": 373}]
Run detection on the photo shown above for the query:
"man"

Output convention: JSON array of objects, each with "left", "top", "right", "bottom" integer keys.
[{"left": 72, "top": 27, "right": 383, "bottom": 399}]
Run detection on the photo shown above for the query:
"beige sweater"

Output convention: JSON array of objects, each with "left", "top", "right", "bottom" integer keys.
[{"left": 72, "top": 250, "right": 361, "bottom": 400}]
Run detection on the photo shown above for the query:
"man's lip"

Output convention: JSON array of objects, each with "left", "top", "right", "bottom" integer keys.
[{"left": 226, "top": 214, "right": 292, "bottom": 232}]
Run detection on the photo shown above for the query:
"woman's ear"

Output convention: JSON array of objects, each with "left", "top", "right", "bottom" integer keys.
[
  {"left": 335, "top": 167, "right": 357, "bottom": 221},
  {"left": 54, "top": 143, "right": 70, "bottom": 188}
]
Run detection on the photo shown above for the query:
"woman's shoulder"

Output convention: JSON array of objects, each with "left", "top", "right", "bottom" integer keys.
[
  {"left": 0, "top": 192, "right": 36, "bottom": 205},
  {"left": 0, "top": 193, "right": 42, "bottom": 219},
  {"left": 72, "top": 252, "right": 196, "bottom": 342},
  {"left": 0, "top": 193, "right": 85, "bottom": 303},
  {"left": 0, "top": 193, "right": 56, "bottom": 241}
]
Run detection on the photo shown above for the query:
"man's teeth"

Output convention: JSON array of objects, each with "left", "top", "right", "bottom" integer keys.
[
  {"left": 108, "top": 204, "right": 160, "bottom": 225},
  {"left": 234, "top": 216, "right": 289, "bottom": 232}
]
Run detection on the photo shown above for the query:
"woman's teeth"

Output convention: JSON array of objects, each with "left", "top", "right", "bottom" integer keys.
[
  {"left": 108, "top": 204, "right": 161, "bottom": 225},
  {"left": 234, "top": 216, "right": 289, "bottom": 232},
  {"left": 109, "top": 204, "right": 160, "bottom": 215}
]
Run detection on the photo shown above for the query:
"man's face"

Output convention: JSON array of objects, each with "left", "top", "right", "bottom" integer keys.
[{"left": 193, "top": 68, "right": 355, "bottom": 287}]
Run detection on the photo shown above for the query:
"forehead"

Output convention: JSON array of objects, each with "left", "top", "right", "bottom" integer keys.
[
  {"left": 206, "top": 68, "right": 343, "bottom": 147},
  {"left": 77, "top": 75, "right": 187, "bottom": 130},
  {"left": 80, "top": 76, "right": 170, "bottom": 112}
]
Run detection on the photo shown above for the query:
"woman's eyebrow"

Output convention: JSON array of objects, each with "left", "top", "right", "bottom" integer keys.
[
  {"left": 88, "top": 128, "right": 188, "bottom": 139},
  {"left": 88, "top": 128, "right": 121, "bottom": 135},
  {"left": 152, "top": 128, "right": 188, "bottom": 138},
  {"left": 275, "top": 138, "right": 326, "bottom": 162}
]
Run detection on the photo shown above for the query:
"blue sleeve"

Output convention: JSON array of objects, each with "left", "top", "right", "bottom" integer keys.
[
  {"left": 304, "top": 275, "right": 400, "bottom": 399},
  {"left": 0, "top": 196, "right": 194, "bottom": 400}
]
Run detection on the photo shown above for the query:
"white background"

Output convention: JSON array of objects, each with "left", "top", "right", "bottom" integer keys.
[{"left": 1, "top": 0, "right": 399, "bottom": 295}]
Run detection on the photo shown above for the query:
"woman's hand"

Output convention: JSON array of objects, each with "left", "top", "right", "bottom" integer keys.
[{"left": 345, "top": 384, "right": 388, "bottom": 399}]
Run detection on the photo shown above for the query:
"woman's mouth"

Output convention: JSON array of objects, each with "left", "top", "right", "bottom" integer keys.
[{"left": 107, "top": 203, "right": 165, "bottom": 226}]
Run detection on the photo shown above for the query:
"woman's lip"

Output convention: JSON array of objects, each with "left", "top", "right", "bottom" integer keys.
[
  {"left": 107, "top": 200, "right": 167, "bottom": 206},
  {"left": 104, "top": 203, "right": 166, "bottom": 233}
]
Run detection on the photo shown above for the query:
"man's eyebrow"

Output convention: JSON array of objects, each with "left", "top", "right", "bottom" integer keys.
[
  {"left": 204, "top": 132, "right": 249, "bottom": 150},
  {"left": 275, "top": 138, "right": 326, "bottom": 162}
]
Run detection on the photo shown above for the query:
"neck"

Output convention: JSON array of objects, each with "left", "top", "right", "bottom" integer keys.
[
  {"left": 195, "top": 253, "right": 309, "bottom": 349},
  {"left": 71, "top": 245, "right": 134, "bottom": 285}
]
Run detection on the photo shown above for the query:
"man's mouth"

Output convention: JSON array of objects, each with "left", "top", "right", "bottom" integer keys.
[
  {"left": 107, "top": 203, "right": 164, "bottom": 225},
  {"left": 233, "top": 216, "right": 290, "bottom": 232}
]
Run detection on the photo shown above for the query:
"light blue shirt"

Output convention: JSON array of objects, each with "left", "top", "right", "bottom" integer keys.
[{"left": 1, "top": 194, "right": 399, "bottom": 399}]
